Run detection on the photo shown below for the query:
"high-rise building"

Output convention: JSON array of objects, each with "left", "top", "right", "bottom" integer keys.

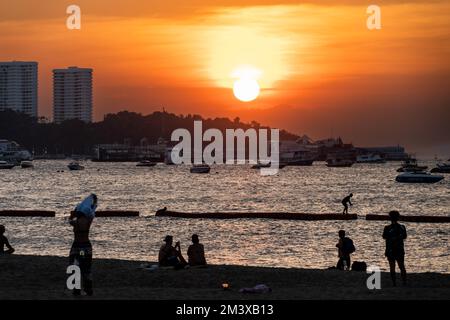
[
  {"left": 53, "top": 66, "right": 93, "bottom": 123},
  {"left": 0, "top": 61, "right": 38, "bottom": 117}
]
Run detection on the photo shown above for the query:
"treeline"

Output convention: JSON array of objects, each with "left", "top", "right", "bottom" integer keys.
[{"left": 0, "top": 110, "right": 298, "bottom": 155}]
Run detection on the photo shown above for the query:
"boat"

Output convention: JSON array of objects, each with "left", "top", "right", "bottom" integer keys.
[
  {"left": 280, "top": 150, "right": 315, "bottom": 166},
  {"left": 20, "top": 161, "right": 34, "bottom": 168},
  {"left": 0, "top": 140, "right": 33, "bottom": 163},
  {"left": 251, "top": 162, "right": 286, "bottom": 169},
  {"left": 190, "top": 164, "right": 211, "bottom": 174},
  {"left": 0, "top": 161, "right": 15, "bottom": 169},
  {"left": 397, "top": 157, "right": 427, "bottom": 172},
  {"left": 326, "top": 158, "right": 354, "bottom": 167},
  {"left": 395, "top": 171, "right": 444, "bottom": 183},
  {"left": 136, "top": 160, "right": 156, "bottom": 167},
  {"left": 356, "top": 154, "right": 386, "bottom": 163},
  {"left": 68, "top": 161, "right": 85, "bottom": 171},
  {"left": 430, "top": 161, "right": 450, "bottom": 173}
]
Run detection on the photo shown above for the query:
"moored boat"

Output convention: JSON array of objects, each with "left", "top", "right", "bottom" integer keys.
[
  {"left": 397, "top": 157, "right": 427, "bottom": 172},
  {"left": 190, "top": 164, "right": 211, "bottom": 174},
  {"left": 326, "top": 158, "right": 354, "bottom": 167},
  {"left": 430, "top": 161, "right": 450, "bottom": 173},
  {"left": 356, "top": 154, "right": 386, "bottom": 163},
  {"left": 0, "top": 161, "right": 15, "bottom": 169},
  {"left": 136, "top": 160, "right": 157, "bottom": 167},
  {"left": 21, "top": 161, "right": 34, "bottom": 168},
  {"left": 68, "top": 161, "right": 85, "bottom": 171},
  {"left": 395, "top": 171, "right": 444, "bottom": 183}
]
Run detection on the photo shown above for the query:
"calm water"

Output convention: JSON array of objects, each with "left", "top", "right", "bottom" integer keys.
[{"left": 0, "top": 160, "right": 449, "bottom": 273}]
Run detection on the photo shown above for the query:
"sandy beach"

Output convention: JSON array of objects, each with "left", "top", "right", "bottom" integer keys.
[{"left": 0, "top": 255, "right": 449, "bottom": 300}]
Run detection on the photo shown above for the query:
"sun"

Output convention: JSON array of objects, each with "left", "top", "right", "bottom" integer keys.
[
  {"left": 233, "top": 78, "right": 260, "bottom": 102},
  {"left": 232, "top": 66, "right": 261, "bottom": 102}
]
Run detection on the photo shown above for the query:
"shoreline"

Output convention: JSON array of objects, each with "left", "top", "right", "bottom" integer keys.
[{"left": 0, "top": 255, "right": 449, "bottom": 300}]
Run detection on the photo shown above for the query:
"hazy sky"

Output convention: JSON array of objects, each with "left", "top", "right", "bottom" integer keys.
[{"left": 1, "top": 0, "right": 449, "bottom": 155}]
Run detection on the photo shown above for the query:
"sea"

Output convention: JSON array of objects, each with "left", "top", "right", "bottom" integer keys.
[{"left": 0, "top": 160, "right": 449, "bottom": 273}]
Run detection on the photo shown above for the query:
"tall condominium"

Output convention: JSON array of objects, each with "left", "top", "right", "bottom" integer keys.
[
  {"left": 53, "top": 66, "right": 93, "bottom": 124},
  {"left": 0, "top": 61, "right": 38, "bottom": 117}
]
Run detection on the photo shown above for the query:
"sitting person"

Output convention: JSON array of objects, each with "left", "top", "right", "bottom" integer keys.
[
  {"left": 336, "top": 230, "right": 355, "bottom": 270},
  {"left": 158, "top": 235, "right": 187, "bottom": 269},
  {"left": 0, "top": 225, "right": 15, "bottom": 254},
  {"left": 187, "top": 234, "right": 207, "bottom": 266}
]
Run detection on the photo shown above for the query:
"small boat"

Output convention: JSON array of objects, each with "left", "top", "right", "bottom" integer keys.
[
  {"left": 251, "top": 162, "right": 286, "bottom": 169},
  {"left": 20, "top": 161, "right": 34, "bottom": 168},
  {"left": 136, "top": 160, "right": 157, "bottom": 167},
  {"left": 190, "top": 164, "right": 211, "bottom": 174},
  {"left": 0, "top": 161, "right": 15, "bottom": 169},
  {"left": 397, "top": 157, "right": 427, "bottom": 172},
  {"left": 430, "top": 161, "right": 450, "bottom": 173},
  {"left": 68, "top": 161, "right": 85, "bottom": 171},
  {"left": 280, "top": 150, "right": 315, "bottom": 166},
  {"left": 326, "top": 158, "right": 354, "bottom": 167},
  {"left": 395, "top": 171, "right": 444, "bottom": 183},
  {"left": 356, "top": 154, "right": 386, "bottom": 163}
]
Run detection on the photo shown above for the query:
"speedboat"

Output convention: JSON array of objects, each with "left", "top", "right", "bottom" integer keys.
[
  {"left": 356, "top": 154, "right": 386, "bottom": 163},
  {"left": 397, "top": 158, "right": 427, "bottom": 172},
  {"left": 68, "top": 161, "right": 85, "bottom": 171},
  {"left": 251, "top": 162, "right": 286, "bottom": 169},
  {"left": 430, "top": 161, "right": 450, "bottom": 173},
  {"left": 326, "top": 158, "right": 354, "bottom": 167},
  {"left": 0, "top": 161, "right": 15, "bottom": 169},
  {"left": 136, "top": 160, "right": 157, "bottom": 167},
  {"left": 20, "top": 161, "right": 34, "bottom": 168},
  {"left": 190, "top": 164, "right": 210, "bottom": 174},
  {"left": 396, "top": 171, "right": 444, "bottom": 183}
]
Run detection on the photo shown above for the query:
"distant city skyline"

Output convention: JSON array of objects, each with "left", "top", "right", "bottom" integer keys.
[{"left": 0, "top": 0, "right": 449, "bottom": 156}]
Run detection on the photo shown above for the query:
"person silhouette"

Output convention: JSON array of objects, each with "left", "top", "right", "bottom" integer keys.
[
  {"left": 342, "top": 193, "right": 353, "bottom": 214},
  {"left": 0, "top": 225, "right": 15, "bottom": 255},
  {"left": 383, "top": 210, "right": 407, "bottom": 286}
]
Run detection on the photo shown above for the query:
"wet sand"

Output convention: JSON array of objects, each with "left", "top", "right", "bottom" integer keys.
[{"left": 0, "top": 255, "right": 449, "bottom": 300}]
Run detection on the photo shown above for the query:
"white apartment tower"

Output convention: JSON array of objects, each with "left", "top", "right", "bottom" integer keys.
[
  {"left": 0, "top": 61, "right": 38, "bottom": 117},
  {"left": 53, "top": 66, "right": 93, "bottom": 123}
]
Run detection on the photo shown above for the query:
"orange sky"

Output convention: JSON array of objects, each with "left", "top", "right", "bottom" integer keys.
[{"left": 1, "top": 0, "right": 449, "bottom": 155}]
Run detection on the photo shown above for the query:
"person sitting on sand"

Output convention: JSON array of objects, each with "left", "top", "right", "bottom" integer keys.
[
  {"left": 69, "top": 194, "right": 97, "bottom": 296},
  {"left": 0, "top": 225, "right": 15, "bottom": 255},
  {"left": 187, "top": 234, "right": 207, "bottom": 266},
  {"left": 336, "top": 230, "right": 355, "bottom": 270},
  {"left": 383, "top": 210, "right": 407, "bottom": 286},
  {"left": 159, "top": 235, "right": 187, "bottom": 269},
  {"left": 342, "top": 193, "right": 353, "bottom": 214}
]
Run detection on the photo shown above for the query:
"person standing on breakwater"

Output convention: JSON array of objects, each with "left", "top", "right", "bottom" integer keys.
[
  {"left": 0, "top": 225, "right": 15, "bottom": 254},
  {"left": 383, "top": 210, "right": 407, "bottom": 286},
  {"left": 69, "top": 194, "right": 97, "bottom": 296},
  {"left": 159, "top": 235, "right": 187, "bottom": 269},
  {"left": 342, "top": 193, "right": 353, "bottom": 214},
  {"left": 336, "top": 230, "right": 355, "bottom": 270},
  {"left": 187, "top": 234, "right": 207, "bottom": 266}
]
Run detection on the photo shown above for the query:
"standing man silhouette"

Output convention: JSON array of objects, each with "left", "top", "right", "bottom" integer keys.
[
  {"left": 342, "top": 193, "right": 353, "bottom": 214},
  {"left": 383, "top": 210, "right": 407, "bottom": 286}
]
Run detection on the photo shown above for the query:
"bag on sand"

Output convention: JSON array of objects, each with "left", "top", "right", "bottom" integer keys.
[{"left": 351, "top": 261, "right": 367, "bottom": 272}]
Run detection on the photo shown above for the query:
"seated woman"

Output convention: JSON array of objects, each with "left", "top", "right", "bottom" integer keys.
[
  {"left": 158, "top": 235, "right": 187, "bottom": 269},
  {"left": 187, "top": 234, "right": 207, "bottom": 266},
  {"left": 0, "top": 225, "right": 15, "bottom": 255}
]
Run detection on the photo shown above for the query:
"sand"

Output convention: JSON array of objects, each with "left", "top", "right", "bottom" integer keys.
[{"left": 0, "top": 255, "right": 449, "bottom": 300}]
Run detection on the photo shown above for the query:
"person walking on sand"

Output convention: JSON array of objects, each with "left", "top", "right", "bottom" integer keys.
[
  {"left": 187, "top": 234, "right": 207, "bottom": 266},
  {"left": 159, "top": 235, "right": 187, "bottom": 269},
  {"left": 383, "top": 210, "right": 407, "bottom": 286},
  {"left": 342, "top": 193, "right": 353, "bottom": 214},
  {"left": 336, "top": 230, "right": 355, "bottom": 270},
  {"left": 69, "top": 194, "right": 97, "bottom": 296},
  {"left": 0, "top": 225, "right": 15, "bottom": 255}
]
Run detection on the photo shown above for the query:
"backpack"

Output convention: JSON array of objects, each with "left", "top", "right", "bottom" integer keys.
[{"left": 343, "top": 238, "right": 356, "bottom": 254}]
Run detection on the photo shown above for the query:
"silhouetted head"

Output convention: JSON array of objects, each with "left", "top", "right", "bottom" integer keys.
[
  {"left": 164, "top": 235, "right": 173, "bottom": 245},
  {"left": 349, "top": 193, "right": 353, "bottom": 197},
  {"left": 338, "top": 230, "right": 346, "bottom": 238},
  {"left": 192, "top": 234, "right": 199, "bottom": 244},
  {"left": 389, "top": 210, "right": 400, "bottom": 223},
  {"left": 0, "top": 225, "right": 5, "bottom": 235}
]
